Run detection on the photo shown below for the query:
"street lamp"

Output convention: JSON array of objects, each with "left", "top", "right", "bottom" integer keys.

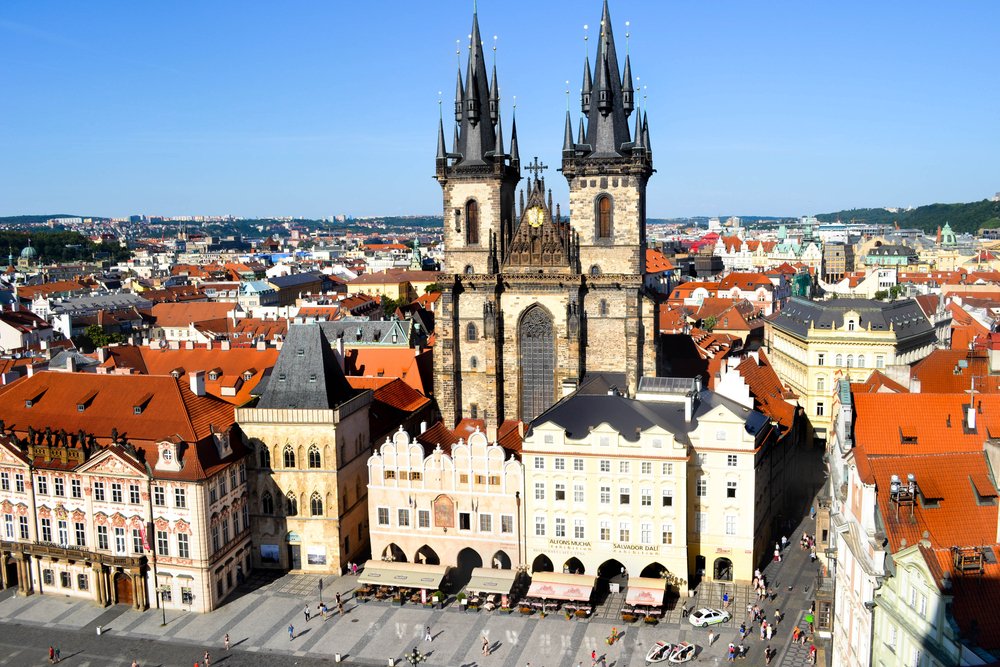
[
  {"left": 403, "top": 647, "right": 427, "bottom": 666},
  {"left": 157, "top": 586, "right": 170, "bottom": 626}
]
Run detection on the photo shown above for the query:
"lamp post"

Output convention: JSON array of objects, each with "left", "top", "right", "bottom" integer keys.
[
  {"left": 403, "top": 647, "right": 427, "bottom": 666},
  {"left": 157, "top": 586, "right": 170, "bottom": 626}
]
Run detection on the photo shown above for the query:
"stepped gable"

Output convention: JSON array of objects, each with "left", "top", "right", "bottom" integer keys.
[{"left": 502, "top": 176, "right": 575, "bottom": 273}]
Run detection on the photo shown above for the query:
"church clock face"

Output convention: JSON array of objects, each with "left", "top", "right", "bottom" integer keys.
[{"left": 526, "top": 206, "right": 545, "bottom": 227}]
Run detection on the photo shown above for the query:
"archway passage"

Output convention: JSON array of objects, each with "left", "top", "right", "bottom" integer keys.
[
  {"left": 114, "top": 572, "right": 133, "bottom": 606},
  {"left": 597, "top": 559, "right": 626, "bottom": 580},
  {"left": 415, "top": 545, "right": 440, "bottom": 566},
  {"left": 596, "top": 558, "right": 627, "bottom": 603},
  {"left": 381, "top": 543, "right": 407, "bottom": 563},
  {"left": 452, "top": 547, "right": 483, "bottom": 593},
  {"left": 714, "top": 557, "right": 733, "bottom": 582},
  {"left": 562, "top": 557, "right": 585, "bottom": 575},
  {"left": 640, "top": 562, "right": 668, "bottom": 579},
  {"left": 519, "top": 306, "right": 555, "bottom": 422},
  {"left": 531, "top": 553, "right": 554, "bottom": 574},
  {"left": 490, "top": 550, "right": 512, "bottom": 570}
]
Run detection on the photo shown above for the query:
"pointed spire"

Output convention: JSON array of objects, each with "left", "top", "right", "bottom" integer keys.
[
  {"left": 454, "top": 7, "right": 497, "bottom": 165},
  {"left": 563, "top": 110, "right": 575, "bottom": 154},
  {"left": 633, "top": 105, "right": 643, "bottom": 150},
  {"left": 452, "top": 124, "right": 460, "bottom": 154},
  {"left": 495, "top": 113, "right": 505, "bottom": 156},
  {"left": 437, "top": 117, "right": 447, "bottom": 160},
  {"left": 454, "top": 68, "right": 464, "bottom": 123},
  {"left": 578, "top": 117, "right": 586, "bottom": 145},
  {"left": 489, "top": 61, "right": 500, "bottom": 125},
  {"left": 509, "top": 110, "right": 520, "bottom": 163},
  {"left": 622, "top": 55, "right": 634, "bottom": 116},
  {"left": 581, "top": 55, "right": 592, "bottom": 114},
  {"left": 642, "top": 111, "right": 651, "bottom": 152}
]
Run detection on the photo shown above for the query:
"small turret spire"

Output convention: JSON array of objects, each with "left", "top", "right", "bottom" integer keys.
[
  {"left": 622, "top": 55, "right": 634, "bottom": 117},
  {"left": 489, "top": 36, "right": 500, "bottom": 125},
  {"left": 633, "top": 102, "right": 643, "bottom": 150},
  {"left": 562, "top": 110, "right": 574, "bottom": 154},
  {"left": 437, "top": 99, "right": 447, "bottom": 160},
  {"left": 495, "top": 113, "right": 505, "bottom": 156},
  {"left": 578, "top": 117, "right": 586, "bottom": 145},
  {"left": 509, "top": 103, "right": 520, "bottom": 163},
  {"left": 454, "top": 67, "right": 464, "bottom": 123},
  {"left": 581, "top": 55, "right": 592, "bottom": 114},
  {"left": 642, "top": 111, "right": 651, "bottom": 152},
  {"left": 452, "top": 124, "right": 460, "bottom": 153}
]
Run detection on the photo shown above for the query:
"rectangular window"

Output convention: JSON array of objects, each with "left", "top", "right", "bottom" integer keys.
[
  {"left": 418, "top": 510, "right": 430, "bottom": 528},
  {"left": 37, "top": 476, "right": 48, "bottom": 495},
  {"left": 155, "top": 530, "right": 168, "bottom": 556},
  {"left": 619, "top": 461, "right": 630, "bottom": 474},
  {"left": 211, "top": 525, "right": 220, "bottom": 552},
  {"left": 459, "top": 512, "right": 471, "bottom": 530},
  {"left": 573, "top": 484, "right": 585, "bottom": 503},
  {"left": 600, "top": 460, "right": 611, "bottom": 473},
  {"left": 479, "top": 514, "right": 492, "bottom": 532},
  {"left": 726, "top": 515, "right": 737, "bottom": 536},
  {"left": 574, "top": 519, "right": 585, "bottom": 539},
  {"left": 114, "top": 527, "right": 126, "bottom": 555},
  {"left": 218, "top": 476, "right": 227, "bottom": 496},
  {"left": 534, "top": 457, "right": 544, "bottom": 470},
  {"left": 727, "top": 455, "right": 738, "bottom": 467},
  {"left": 15, "top": 473, "right": 25, "bottom": 494},
  {"left": 696, "top": 478, "right": 707, "bottom": 497},
  {"left": 43, "top": 570, "right": 53, "bottom": 586},
  {"left": 600, "top": 521, "right": 610, "bottom": 541},
  {"left": 919, "top": 594, "right": 927, "bottom": 617},
  {"left": 242, "top": 505, "right": 248, "bottom": 533},
  {"left": 129, "top": 484, "right": 140, "bottom": 504},
  {"left": 71, "top": 479, "right": 81, "bottom": 499},
  {"left": 641, "top": 523, "right": 652, "bottom": 544},
  {"left": 555, "top": 517, "right": 566, "bottom": 537},
  {"left": 58, "top": 520, "right": 68, "bottom": 546},
  {"left": 0, "top": 472, "right": 7, "bottom": 491},
  {"left": 3, "top": 514, "right": 13, "bottom": 540},
  {"left": 554, "top": 457, "right": 565, "bottom": 471},
  {"left": 75, "top": 522, "right": 86, "bottom": 547},
  {"left": 662, "top": 462, "right": 673, "bottom": 476},
  {"left": 98, "top": 526, "right": 109, "bottom": 550},
  {"left": 174, "top": 488, "right": 186, "bottom": 508},
  {"left": 19, "top": 516, "right": 29, "bottom": 540},
  {"left": 54, "top": 477, "right": 65, "bottom": 496},
  {"left": 177, "top": 533, "right": 190, "bottom": 559},
  {"left": 662, "top": 489, "right": 674, "bottom": 507},
  {"left": 459, "top": 473, "right": 468, "bottom": 484},
  {"left": 182, "top": 587, "right": 193, "bottom": 604},
  {"left": 876, "top": 355, "right": 885, "bottom": 369},
  {"left": 209, "top": 486, "right": 218, "bottom": 504},
  {"left": 599, "top": 486, "right": 611, "bottom": 504},
  {"left": 132, "top": 529, "right": 143, "bottom": 554},
  {"left": 619, "top": 487, "right": 630, "bottom": 505},
  {"left": 222, "top": 518, "right": 231, "bottom": 543},
  {"left": 397, "top": 509, "right": 410, "bottom": 527},
  {"left": 153, "top": 486, "right": 165, "bottom": 506},
  {"left": 535, "top": 516, "right": 546, "bottom": 536},
  {"left": 619, "top": 522, "right": 630, "bottom": 542},
  {"left": 599, "top": 436, "right": 610, "bottom": 447},
  {"left": 817, "top": 352, "right": 825, "bottom": 366},
  {"left": 40, "top": 518, "right": 52, "bottom": 543},
  {"left": 555, "top": 483, "right": 566, "bottom": 501},
  {"left": 501, "top": 515, "right": 514, "bottom": 534},
  {"left": 230, "top": 467, "right": 237, "bottom": 491},
  {"left": 377, "top": 507, "right": 389, "bottom": 526},
  {"left": 641, "top": 462, "right": 652, "bottom": 475},
  {"left": 93, "top": 481, "right": 105, "bottom": 501},
  {"left": 696, "top": 453, "right": 707, "bottom": 466},
  {"left": 534, "top": 482, "right": 545, "bottom": 501},
  {"left": 383, "top": 470, "right": 396, "bottom": 480},
  {"left": 727, "top": 481, "right": 738, "bottom": 498},
  {"left": 573, "top": 458, "right": 584, "bottom": 472},
  {"left": 111, "top": 483, "right": 123, "bottom": 504},
  {"left": 641, "top": 488, "right": 652, "bottom": 507},
  {"left": 662, "top": 524, "right": 674, "bottom": 545},
  {"left": 60, "top": 571, "right": 71, "bottom": 588},
  {"left": 695, "top": 512, "right": 707, "bottom": 533},
  {"left": 816, "top": 402, "right": 825, "bottom": 417},
  {"left": 77, "top": 574, "right": 89, "bottom": 590}
]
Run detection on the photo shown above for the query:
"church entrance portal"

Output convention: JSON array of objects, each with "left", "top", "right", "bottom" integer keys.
[{"left": 519, "top": 306, "right": 555, "bottom": 422}]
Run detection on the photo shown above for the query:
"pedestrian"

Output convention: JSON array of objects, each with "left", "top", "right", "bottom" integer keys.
[
  {"left": 346, "top": 561, "right": 353, "bottom": 575},
  {"left": 781, "top": 535, "right": 787, "bottom": 550},
  {"left": 424, "top": 626, "right": 433, "bottom": 642},
  {"left": 759, "top": 622, "right": 766, "bottom": 641},
  {"left": 304, "top": 604, "right": 311, "bottom": 622},
  {"left": 774, "top": 608, "right": 782, "bottom": 625},
  {"left": 708, "top": 630, "right": 715, "bottom": 646},
  {"left": 352, "top": 562, "right": 359, "bottom": 576},
  {"left": 482, "top": 635, "right": 489, "bottom": 656},
  {"left": 746, "top": 601, "right": 753, "bottom": 617},
  {"left": 49, "top": 646, "right": 55, "bottom": 664},
  {"left": 591, "top": 649, "right": 597, "bottom": 666},
  {"left": 773, "top": 546, "right": 781, "bottom": 562},
  {"left": 337, "top": 592, "right": 344, "bottom": 616},
  {"left": 810, "top": 505, "right": 816, "bottom": 520},
  {"left": 765, "top": 645, "right": 773, "bottom": 665},
  {"left": 809, "top": 644, "right": 817, "bottom": 664},
  {"left": 288, "top": 624, "right": 294, "bottom": 640},
  {"left": 722, "top": 591, "right": 730, "bottom": 608},
  {"left": 131, "top": 661, "right": 138, "bottom": 667},
  {"left": 739, "top": 622, "right": 747, "bottom": 640},
  {"left": 766, "top": 623, "right": 773, "bottom": 641},
  {"left": 727, "top": 642, "right": 735, "bottom": 662},
  {"left": 793, "top": 625, "right": 801, "bottom": 642},
  {"left": 203, "top": 651, "right": 211, "bottom": 666},
  {"left": 224, "top": 634, "right": 230, "bottom": 651}
]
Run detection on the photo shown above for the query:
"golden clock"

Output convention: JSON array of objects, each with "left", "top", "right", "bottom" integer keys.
[{"left": 526, "top": 206, "right": 545, "bottom": 227}]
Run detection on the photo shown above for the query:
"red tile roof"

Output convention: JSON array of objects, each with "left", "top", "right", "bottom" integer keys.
[
  {"left": 734, "top": 351, "right": 797, "bottom": 430},
  {"left": 851, "top": 370, "right": 909, "bottom": 394},
  {"left": 645, "top": 249, "right": 674, "bottom": 273},
  {"left": 718, "top": 273, "right": 773, "bottom": 291},
  {"left": 151, "top": 302, "right": 236, "bottom": 328},
  {"left": 927, "top": 546, "right": 1000, "bottom": 650},
  {"left": 911, "top": 350, "right": 1000, "bottom": 394},
  {"left": 344, "top": 348, "right": 432, "bottom": 395}
]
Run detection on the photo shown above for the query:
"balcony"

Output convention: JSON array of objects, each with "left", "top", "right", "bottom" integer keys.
[{"left": 1, "top": 539, "right": 146, "bottom": 568}]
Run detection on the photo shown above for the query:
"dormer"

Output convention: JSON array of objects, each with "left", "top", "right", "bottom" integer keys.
[
  {"left": 132, "top": 392, "right": 153, "bottom": 415},
  {"left": 842, "top": 310, "right": 861, "bottom": 332},
  {"left": 155, "top": 439, "right": 184, "bottom": 472},
  {"left": 211, "top": 426, "right": 233, "bottom": 459},
  {"left": 77, "top": 389, "right": 98, "bottom": 412}
]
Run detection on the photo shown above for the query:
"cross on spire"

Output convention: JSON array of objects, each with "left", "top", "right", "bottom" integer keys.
[{"left": 526, "top": 156, "right": 548, "bottom": 179}]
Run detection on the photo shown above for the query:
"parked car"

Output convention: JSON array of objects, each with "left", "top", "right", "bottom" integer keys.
[
  {"left": 645, "top": 641, "right": 675, "bottom": 663},
  {"left": 688, "top": 607, "right": 731, "bottom": 627}
]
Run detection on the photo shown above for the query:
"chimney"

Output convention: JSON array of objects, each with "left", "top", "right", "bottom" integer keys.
[
  {"left": 968, "top": 404, "right": 977, "bottom": 431},
  {"left": 334, "top": 336, "right": 345, "bottom": 371},
  {"left": 188, "top": 370, "right": 206, "bottom": 396},
  {"left": 66, "top": 355, "right": 75, "bottom": 373},
  {"left": 256, "top": 339, "right": 266, "bottom": 351},
  {"left": 684, "top": 395, "right": 693, "bottom": 423},
  {"left": 221, "top": 339, "right": 231, "bottom": 351},
  {"left": 419, "top": 421, "right": 428, "bottom": 435},
  {"left": 97, "top": 347, "right": 107, "bottom": 363},
  {"left": 205, "top": 339, "right": 213, "bottom": 351},
  {"left": 26, "top": 363, "right": 35, "bottom": 377}
]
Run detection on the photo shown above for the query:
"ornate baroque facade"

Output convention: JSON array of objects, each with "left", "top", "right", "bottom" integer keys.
[{"left": 433, "top": 1, "right": 660, "bottom": 427}]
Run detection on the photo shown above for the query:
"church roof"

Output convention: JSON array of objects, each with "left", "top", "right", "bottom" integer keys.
[{"left": 255, "top": 324, "right": 356, "bottom": 410}]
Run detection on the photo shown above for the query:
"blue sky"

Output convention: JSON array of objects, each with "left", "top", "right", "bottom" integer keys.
[{"left": 1, "top": 1, "right": 998, "bottom": 219}]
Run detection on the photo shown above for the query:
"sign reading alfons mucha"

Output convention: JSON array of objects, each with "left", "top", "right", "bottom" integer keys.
[
  {"left": 433, "top": 494, "right": 455, "bottom": 529},
  {"left": 545, "top": 538, "right": 663, "bottom": 556}
]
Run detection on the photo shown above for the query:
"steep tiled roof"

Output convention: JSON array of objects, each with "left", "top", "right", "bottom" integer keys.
[
  {"left": 151, "top": 302, "right": 235, "bottom": 328},
  {"left": 256, "top": 324, "right": 355, "bottom": 410},
  {"left": 15, "top": 280, "right": 89, "bottom": 300},
  {"left": 928, "top": 546, "right": 1000, "bottom": 651},
  {"left": 851, "top": 370, "right": 909, "bottom": 394},
  {"left": 734, "top": 351, "right": 796, "bottom": 430},
  {"left": 348, "top": 376, "right": 428, "bottom": 413},
  {"left": 0, "top": 310, "right": 52, "bottom": 333},
  {"left": 344, "top": 347, "right": 432, "bottom": 395},
  {"left": 718, "top": 273, "right": 773, "bottom": 291},
  {"left": 911, "top": 349, "right": 1000, "bottom": 394},
  {"left": 645, "top": 249, "right": 674, "bottom": 273}
]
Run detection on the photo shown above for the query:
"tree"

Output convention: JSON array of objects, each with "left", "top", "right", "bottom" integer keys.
[
  {"left": 702, "top": 315, "right": 718, "bottom": 332},
  {"left": 79, "top": 324, "right": 123, "bottom": 351},
  {"left": 424, "top": 283, "right": 441, "bottom": 294}
]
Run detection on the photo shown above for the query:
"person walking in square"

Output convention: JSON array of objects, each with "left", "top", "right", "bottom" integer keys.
[
  {"left": 482, "top": 635, "right": 489, "bottom": 655},
  {"left": 224, "top": 634, "right": 230, "bottom": 651},
  {"left": 304, "top": 604, "right": 311, "bottom": 622},
  {"left": 424, "top": 626, "right": 432, "bottom": 642},
  {"left": 591, "top": 649, "right": 597, "bottom": 666},
  {"left": 288, "top": 624, "right": 294, "bottom": 640},
  {"left": 203, "top": 651, "right": 211, "bottom": 666},
  {"left": 337, "top": 592, "right": 344, "bottom": 616},
  {"left": 708, "top": 630, "right": 715, "bottom": 646},
  {"left": 48, "top": 647, "right": 54, "bottom": 664}
]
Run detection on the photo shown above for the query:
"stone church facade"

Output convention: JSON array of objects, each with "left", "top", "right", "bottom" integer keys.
[{"left": 434, "top": 1, "right": 660, "bottom": 427}]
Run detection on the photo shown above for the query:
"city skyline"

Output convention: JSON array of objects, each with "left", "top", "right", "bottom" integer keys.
[{"left": 1, "top": 1, "right": 999, "bottom": 218}]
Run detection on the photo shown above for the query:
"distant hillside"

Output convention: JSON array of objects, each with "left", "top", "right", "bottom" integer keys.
[
  {"left": 0, "top": 214, "right": 86, "bottom": 225},
  {"left": 816, "top": 199, "right": 1000, "bottom": 235}
]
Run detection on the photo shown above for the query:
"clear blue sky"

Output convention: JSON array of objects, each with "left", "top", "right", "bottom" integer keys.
[{"left": 1, "top": 1, "right": 998, "bottom": 219}]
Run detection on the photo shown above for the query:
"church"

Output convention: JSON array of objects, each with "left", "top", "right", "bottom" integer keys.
[{"left": 434, "top": 1, "right": 660, "bottom": 427}]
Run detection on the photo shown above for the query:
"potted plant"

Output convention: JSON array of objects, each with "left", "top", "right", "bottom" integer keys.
[
  {"left": 430, "top": 591, "right": 443, "bottom": 609},
  {"left": 644, "top": 614, "right": 658, "bottom": 625},
  {"left": 575, "top": 609, "right": 589, "bottom": 618},
  {"left": 499, "top": 606, "right": 512, "bottom": 614},
  {"left": 519, "top": 605, "right": 533, "bottom": 615},
  {"left": 456, "top": 592, "right": 467, "bottom": 612},
  {"left": 620, "top": 612, "right": 637, "bottom": 623}
]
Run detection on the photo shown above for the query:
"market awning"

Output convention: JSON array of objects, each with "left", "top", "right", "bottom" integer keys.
[
  {"left": 526, "top": 571, "right": 596, "bottom": 602},
  {"left": 625, "top": 577, "right": 667, "bottom": 607},
  {"left": 356, "top": 560, "right": 448, "bottom": 590},
  {"left": 465, "top": 567, "right": 518, "bottom": 595}
]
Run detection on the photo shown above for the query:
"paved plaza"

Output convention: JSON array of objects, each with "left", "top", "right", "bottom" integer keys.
[{"left": 0, "top": 510, "right": 823, "bottom": 667}]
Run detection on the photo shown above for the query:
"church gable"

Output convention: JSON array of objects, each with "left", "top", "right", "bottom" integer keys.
[{"left": 502, "top": 174, "right": 576, "bottom": 273}]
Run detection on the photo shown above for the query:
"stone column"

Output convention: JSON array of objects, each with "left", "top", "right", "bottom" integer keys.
[
  {"left": 0, "top": 554, "right": 7, "bottom": 589},
  {"left": 16, "top": 555, "right": 33, "bottom": 596},
  {"left": 93, "top": 565, "right": 106, "bottom": 606}
]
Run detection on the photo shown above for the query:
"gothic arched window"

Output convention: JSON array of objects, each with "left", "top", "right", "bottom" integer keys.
[
  {"left": 599, "top": 299, "right": 609, "bottom": 316},
  {"left": 464, "top": 265, "right": 474, "bottom": 275},
  {"left": 589, "top": 265, "right": 602, "bottom": 277},
  {"left": 596, "top": 195, "right": 612, "bottom": 239},
  {"left": 258, "top": 446, "right": 271, "bottom": 469},
  {"left": 261, "top": 492, "right": 274, "bottom": 515},
  {"left": 286, "top": 492, "right": 298, "bottom": 516},
  {"left": 283, "top": 445, "right": 295, "bottom": 469},
  {"left": 466, "top": 322, "right": 478, "bottom": 342},
  {"left": 308, "top": 445, "right": 321, "bottom": 469},
  {"left": 310, "top": 492, "right": 324, "bottom": 517},
  {"left": 519, "top": 305, "right": 555, "bottom": 422},
  {"left": 466, "top": 200, "right": 480, "bottom": 245}
]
